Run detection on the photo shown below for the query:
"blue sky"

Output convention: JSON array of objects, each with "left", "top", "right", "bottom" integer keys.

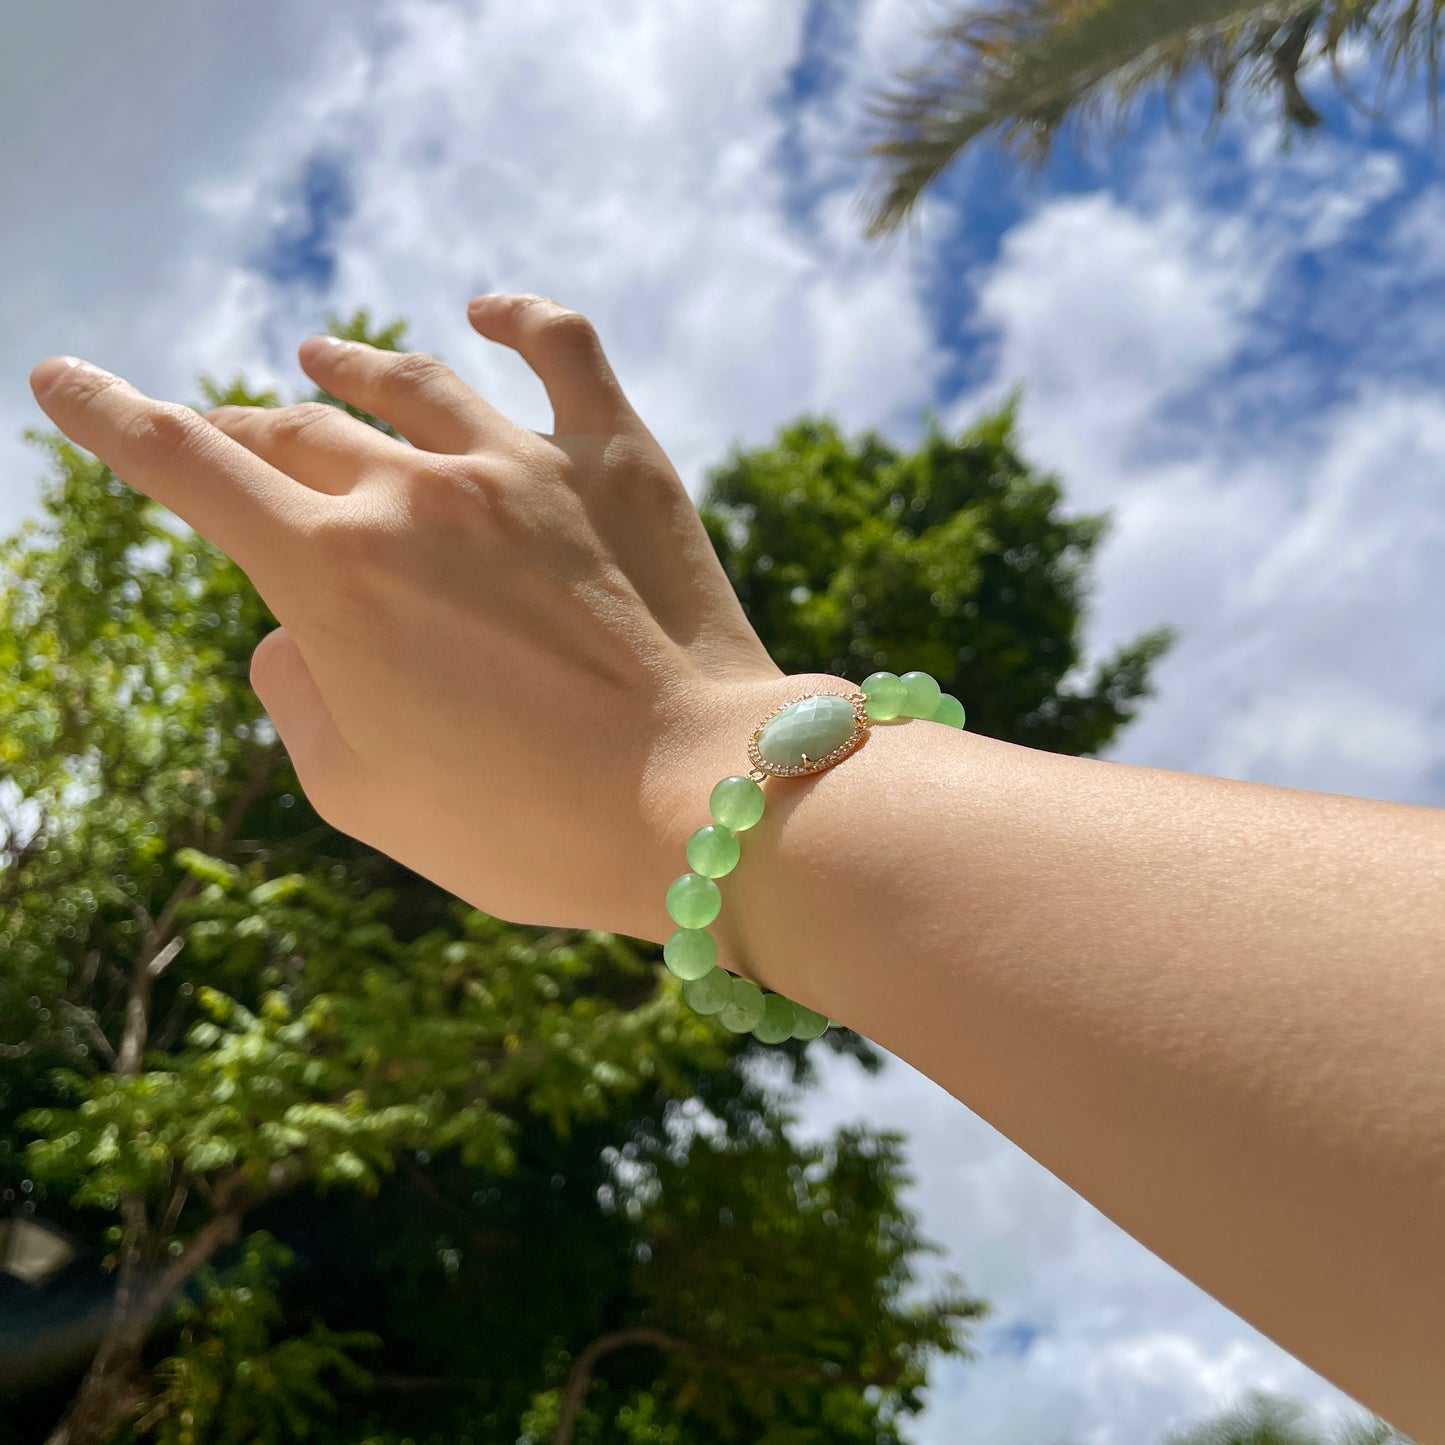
[{"left": 2, "top": 2, "right": 1440, "bottom": 1441}]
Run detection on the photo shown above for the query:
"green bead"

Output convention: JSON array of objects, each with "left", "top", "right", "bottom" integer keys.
[
  {"left": 861, "top": 670, "right": 905, "bottom": 720},
  {"left": 666, "top": 872, "right": 721, "bottom": 929},
  {"left": 663, "top": 928, "right": 718, "bottom": 980},
  {"left": 683, "top": 968, "right": 732, "bottom": 1015},
  {"left": 751, "top": 993, "right": 795, "bottom": 1044},
  {"left": 930, "top": 693, "right": 966, "bottom": 729},
  {"left": 710, "top": 775, "right": 765, "bottom": 831},
  {"left": 757, "top": 694, "right": 858, "bottom": 771},
  {"left": 718, "top": 977, "right": 765, "bottom": 1033},
  {"left": 900, "top": 670, "right": 942, "bottom": 718},
  {"left": 686, "top": 823, "right": 740, "bottom": 878},
  {"left": 790, "top": 1006, "right": 830, "bottom": 1040}
]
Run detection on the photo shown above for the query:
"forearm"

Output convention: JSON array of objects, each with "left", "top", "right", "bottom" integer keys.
[{"left": 653, "top": 673, "right": 1445, "bottom": 1440}]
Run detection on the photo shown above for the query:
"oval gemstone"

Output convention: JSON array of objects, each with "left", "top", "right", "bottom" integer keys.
[{"left": 757, "top": 695, "right": 858, "bottom": 771}]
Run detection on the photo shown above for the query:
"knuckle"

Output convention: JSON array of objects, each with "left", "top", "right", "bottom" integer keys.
[
  {"left": 405, "top": 456, "right": 500, "bottom": 532},
  {"left": 119, "top": 401, "right": 206, "bottom": 456},
  {"left": 537, "top": 307, "right": 598, "bottom": 352},
  {"left": 414, "top": 452, "right": 496, "bottom": 497},
  {"left": 270, "top": 402, "right": 339, "bottom": 447},
  {"left": 383, "top": 350, "right": 449, "bottom": 395}
]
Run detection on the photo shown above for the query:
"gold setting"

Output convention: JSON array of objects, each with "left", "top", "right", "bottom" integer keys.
[{"left": 746, "top": 690, "right": 871, "bottom": 779}]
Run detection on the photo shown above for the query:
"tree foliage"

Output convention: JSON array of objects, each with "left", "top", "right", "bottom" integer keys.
[
  {"left": 1, "top": 313, "right": 1163, "bottom": 1444},
  {"left": 862, "top": 0, "right": 1441, "bottom": 235},
  {"left": 1161, "top": 1388, "right": 1416, "bottom": 1445},
  {"left": 700, "top": 406, "right": 1170, "bottom": 756}
]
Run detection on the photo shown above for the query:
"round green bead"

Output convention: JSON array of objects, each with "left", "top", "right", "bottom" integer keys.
[
  {"left": 900, "top": 670, "right": 942, "bottom": 718},
  {"left": 686, "top": 823, "right": 740, "bottom": 878},
  {"left": 665, "top": 872, "right": 721, "bottom": 929},
  {"left": 663, "top": 928, "right": 718, "bottom": 980},
  {"left": 930, "top": 692, "right": 967, "bottom": 729},
  {"left": 710, "top": 775, "right": 765, "bottom": 831},
  {"left": 790, "top": 1006, "right": 830, "bottom": 1040},
  {"left": 751, "top": 993, "right": 795, "bottom": 1044},
  {"left": 718, "top": 977, "right": 765, "bottom": 1033},
  {"left": 683, "top": 968, "right": 732, "bottom": 1015},
  {"left": 861, "top": 670, "right": 905, "bottom": 721}
]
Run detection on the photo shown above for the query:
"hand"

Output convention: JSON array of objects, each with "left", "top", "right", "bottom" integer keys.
[{"left": 29, "top": 294, "right": 790, "bottom": 941}]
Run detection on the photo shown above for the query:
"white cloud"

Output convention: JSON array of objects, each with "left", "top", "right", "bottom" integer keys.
[
  {"left": 956, "top": 139, "right": 1444, "bottom": 802},
  {"left": 788, "top": 1048, "right": 1367, "bottom": 1445},
  {"left": 970, "top": 194, "right": 1264, "bottom": 479}
]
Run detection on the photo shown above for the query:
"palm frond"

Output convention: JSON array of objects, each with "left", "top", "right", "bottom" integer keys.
[{"left": 861, "top": 0, "right": 1438, "bottom": 236}]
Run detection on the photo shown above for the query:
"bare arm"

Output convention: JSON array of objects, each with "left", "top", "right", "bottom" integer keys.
[
  {"left": 673, "top": 681, "right": 1445, "bottom": 1442},
  {"left": 29, "top": 299, "right": 1444, "bottom": 1443}
]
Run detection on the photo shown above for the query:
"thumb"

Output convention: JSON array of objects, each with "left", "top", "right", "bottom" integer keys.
[{"left": 250, "top": 627, "right": 355, "bottom": 820}]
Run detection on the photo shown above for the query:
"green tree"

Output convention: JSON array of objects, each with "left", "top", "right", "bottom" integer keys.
[
  {"left": 1, "top": 314, "right": 1164, "bottom": 1444},
  {"left": 862, "top": 0, "right": 1440, "bottom": 235},
  {"left": 1162, "top": 1388, "right": 1416, "bottom": 1445}
]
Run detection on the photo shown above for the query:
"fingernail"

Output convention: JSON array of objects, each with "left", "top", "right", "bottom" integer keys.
[
  {"left": 467, "top": 294, "right": 499, "bottom": 314},
  {"left": 298, "top": 334, "right": 348, "bottom": 364},
  {"left": 30, "top": 355, "right": 90, "bottom": 394}
]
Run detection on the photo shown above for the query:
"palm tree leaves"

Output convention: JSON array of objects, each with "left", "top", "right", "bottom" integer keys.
[{"left": 861, "top": 0, "right": 1441, "bottom": 235}]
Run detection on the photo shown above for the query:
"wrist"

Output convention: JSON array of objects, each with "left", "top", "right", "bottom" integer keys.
[{"left": 633, "top": 669, "right": 835, "bottom": 943}]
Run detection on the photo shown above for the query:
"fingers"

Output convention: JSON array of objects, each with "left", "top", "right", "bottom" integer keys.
[
  {"left": 466, "top": 294, "right": 634, "bottom": 437},
  {"left": 297, "top": 335, "right": 510, "bottom": 454},
  {"left": 28, "top": 356, "right": 321, "bottom": 598},
  {"left": 206, "top": 400, "right": 415, "bottom": 495}
]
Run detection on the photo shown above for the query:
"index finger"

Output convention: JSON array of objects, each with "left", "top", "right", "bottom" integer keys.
[{"left": 29, "top": 356, "right": 323, "bottom": 599}]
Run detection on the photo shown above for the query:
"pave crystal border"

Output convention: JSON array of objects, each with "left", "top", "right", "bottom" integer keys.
[{"left": 746, "top": 691, "right": 871, "bottom": 779}]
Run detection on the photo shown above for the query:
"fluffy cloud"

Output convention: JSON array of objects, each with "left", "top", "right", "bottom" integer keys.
[
  {"left": 787, "top": 1047, "right": 1364, "bottom": 1445},
  {"left": 960, "top": 133, "right": 1445, "bottom": 803}
]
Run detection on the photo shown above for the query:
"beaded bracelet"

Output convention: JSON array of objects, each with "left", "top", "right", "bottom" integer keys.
[{"left": 662, "top": 669, "right": 967, "bottom": 1044}]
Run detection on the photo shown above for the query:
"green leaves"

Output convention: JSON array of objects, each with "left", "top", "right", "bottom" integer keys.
[
  {"left": 860, "top": 0, "right": 1438, "bottom": 234},
  {"left": 4, "top": 321, "right": 1151, "bottom": 1443},
  {"left": 699, "top": 404, "right": 1169, "bottom": 754},
  {"left": 146, "top": 1232, "right": 380, "bottom": 1445}
]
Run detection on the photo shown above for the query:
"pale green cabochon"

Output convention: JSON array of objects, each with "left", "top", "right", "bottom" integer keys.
[{"left": 756, "top": 694, "right": 858, "bottom": 771}]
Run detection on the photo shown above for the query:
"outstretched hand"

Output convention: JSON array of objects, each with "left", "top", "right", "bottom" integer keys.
[{"left": 29, "top": 295, "right": 794, "bottom": 941}]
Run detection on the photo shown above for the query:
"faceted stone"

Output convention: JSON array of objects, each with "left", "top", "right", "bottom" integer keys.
[
  {"left": 930, "top": 693, "right": 966, "bottom": 729},
  {"left": 683, "top": 968, "right": 732, "bottom": 1015},
  {"left": 718, "top": 978, "right": 765, "bottom": 1032},
  {"left": 790, "top": 1006, "right": 829, "bottom": 1040},
  {"left": 663, "top": 927, "right": 718, "bottom": 980},
  {"left": 862, "top": 670, "right": 905, "bottom": 721},
  {"left": 900, "top": 670, "right": 942, "bottom": 718},
  {"left": 686, "top": 823, "right": 740, "bottom": 878},
  {"left": 710, "top": 774, "right": 766, "bottom": 831},
  {"left": 757, "top": 694, "right": 857, "bottom": 770},
  {"left": 751, "top": 993, "right": 795, "bottom": 1044},
  {"left": 665, "top": 872, "right": 721, "bottom": 929}
]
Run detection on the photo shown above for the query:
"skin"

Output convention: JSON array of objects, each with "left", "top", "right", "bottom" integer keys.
[{"left": 28, "top": 296, "right": 1445, "bottom": 1442}]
